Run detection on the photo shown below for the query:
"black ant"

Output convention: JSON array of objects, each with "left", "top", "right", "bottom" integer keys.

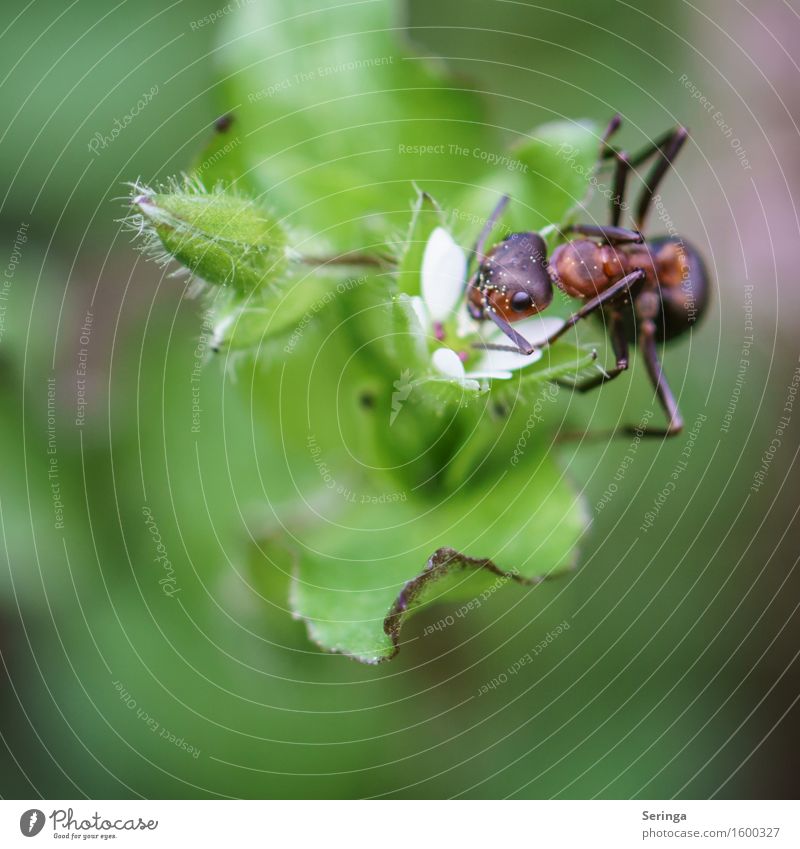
[{"left": 466, "top": 115, "right": 710, "bottom": 437}]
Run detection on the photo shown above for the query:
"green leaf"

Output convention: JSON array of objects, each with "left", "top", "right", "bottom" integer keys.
[
  {"left": 508, "top": 119, "right": 602, "bottom": 231},
  {"left": 277, "top": 445, "right": 585, "bottom": 663},
  {"left": 204, "top": 0, "right": 493, "bottom": 247},
  {"left": 449, "top": 119, "right": 601, "bottom": 245},
  {"left": 165, "top": 17, "right": 606, "bottom": 666}
]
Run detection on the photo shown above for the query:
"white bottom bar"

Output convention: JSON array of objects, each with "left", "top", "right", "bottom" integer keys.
[{"left": 2, "top": 800, "right": 796, "bottom": 848}]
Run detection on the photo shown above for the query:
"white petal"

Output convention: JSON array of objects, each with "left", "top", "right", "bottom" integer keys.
[
  {"left": 421, "top": 227, "right": 467, "bottom": 321},
  {"left": 455, "top": 301, "right": 479, "bottom": 338},
  {"left": 408, "top": 295, "right": 430, "bottom": 332},
  {"left": 472, "top": 346, "right": 543, "bottom": 374},
  {"left": 486, "top": 315, "right": 565, "bottom": 348},
  {"left": 431, "top": 346, "right": 466, "bottom": 379}
]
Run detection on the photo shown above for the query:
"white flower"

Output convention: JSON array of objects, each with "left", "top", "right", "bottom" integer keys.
[
  {"left": 421, "top": 227, "right": 467, "bottom": 321},
  {"left": 411, "top": 226, "right": 565, "bottom": 388}
]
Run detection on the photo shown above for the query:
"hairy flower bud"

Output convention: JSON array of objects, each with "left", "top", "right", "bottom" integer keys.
[{"left": 132, "top": 184, "right": 289, "bottom": 295}]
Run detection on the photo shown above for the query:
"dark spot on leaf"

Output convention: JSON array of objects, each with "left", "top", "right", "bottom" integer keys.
[
  {"left": 214, "top": 113, "right": 234, "bottom": 133},
  {"left": 492, "top": 402, "right": 508, "bottom": 418}
]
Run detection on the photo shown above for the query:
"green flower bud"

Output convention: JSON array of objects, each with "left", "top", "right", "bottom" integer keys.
[{"left": 132, "top": 183, "right": 289, "bottom": 295}]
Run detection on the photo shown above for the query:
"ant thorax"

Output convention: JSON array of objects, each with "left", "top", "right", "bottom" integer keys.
[{"left": 550, "top": 238, "right": 690, "bottom": 300}]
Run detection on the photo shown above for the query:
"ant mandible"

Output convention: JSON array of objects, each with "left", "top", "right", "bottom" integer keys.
[{"left": 466, "top": 115, "right": 710, "bottom": 437}]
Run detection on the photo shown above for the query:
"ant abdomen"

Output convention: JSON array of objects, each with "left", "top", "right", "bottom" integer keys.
[
  {"left": 551, "top": 236, "right": 709, "bottom": 343},
  {"left": 638, "top": 236, "right": 710, "bottom": 342}
]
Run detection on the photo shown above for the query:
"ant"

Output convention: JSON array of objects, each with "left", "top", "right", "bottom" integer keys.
[{"left": 466, "top": 115, "right": 710, "bottom": 437}]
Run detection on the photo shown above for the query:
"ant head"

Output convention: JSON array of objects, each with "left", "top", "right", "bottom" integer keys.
[{"left": 471, "top": 231, "right": 554, "bottom": 322}]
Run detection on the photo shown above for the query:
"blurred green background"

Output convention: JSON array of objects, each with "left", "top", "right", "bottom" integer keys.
[{"left": 1, "top": 0, "right": 798, "bottom": 798}]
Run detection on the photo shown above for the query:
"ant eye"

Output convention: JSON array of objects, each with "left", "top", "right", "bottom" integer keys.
[{"left": 510, "top": 291, "right": 533, "bottom": 312}]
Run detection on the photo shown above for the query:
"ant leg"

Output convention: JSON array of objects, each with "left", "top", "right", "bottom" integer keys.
[
  {"left": 564, "top": 223, "right": 642, "bottom": 245},
  {"left": 635, "top": 127, "right": 689, "bottom": 231},
  {"left": 545, "top": 269, "right": 645, "bottom": 347},
  {"left": 626, "top": 125, "right": 688, "bottom": 167},
  {"left": 475, "top": 269, "right": 641, "bottom": 357},
  {"left": 594, "top": 113, "right": 623, "bottom": 159},
  {"left": 601, "top": 123, "right": 683, "bottom": 167},
  {"left": 625, "top": 318, "right": 684, "bottom": 437},
  {"left": 473, "top": 195, "right": 510, "bottom": 264},
  {"left": 601, "top": 113, "right": 623, "bottom": 147},
  {"left": 609, "top": 150, "right": 631, "bottom": 227},
  {"left": 556, "top": 318, "right": 684, "bottom": 442},
  {"left": 555, "top": 311, "right": 629, "bottom": 391},
  {"left": 482, "top": 309, "right": 536, "bottom": 355},
  {"left": 594, "top": 115, "right": 632, "bottom": 227},
  {"left": 600, "top": 125, "right": 689, "bottom": 229}
]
